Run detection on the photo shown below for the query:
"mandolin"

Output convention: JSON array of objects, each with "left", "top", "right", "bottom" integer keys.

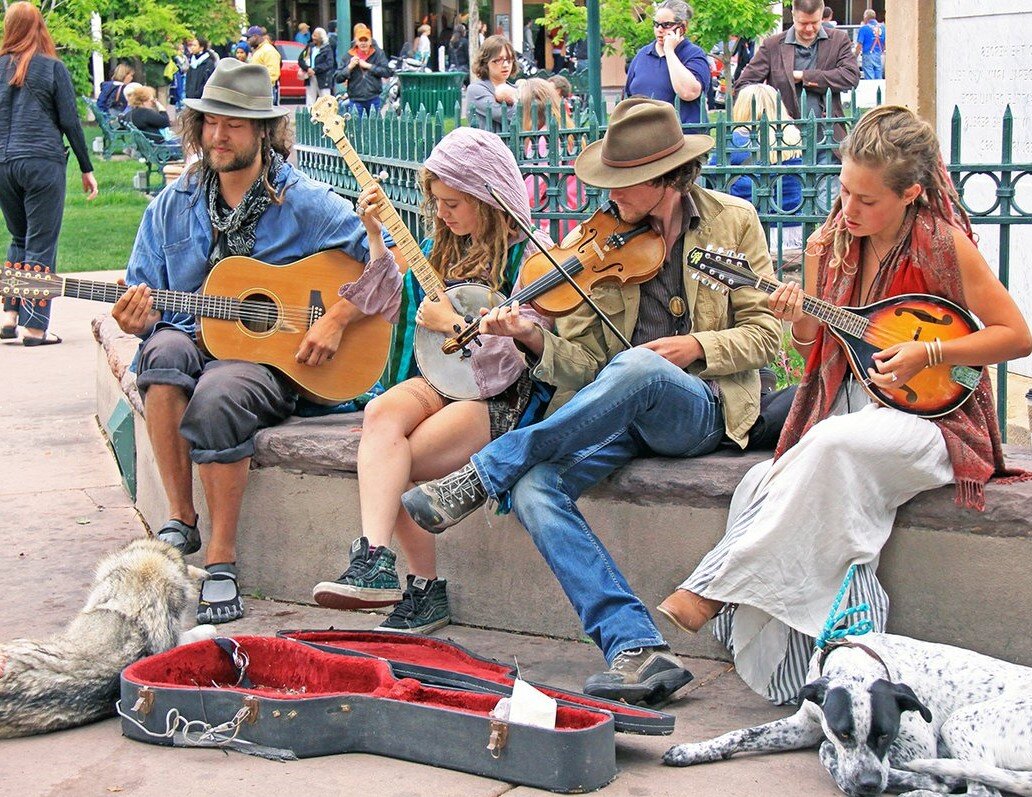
[
  {"left": 1, "top": 253, "right": 392, "bottom": 405},
  {"left": 685, "top": 246, "right": 983, "bottom": 418},
  {"left": 309, "top": 96, "right": 508, "bottom": 401}
]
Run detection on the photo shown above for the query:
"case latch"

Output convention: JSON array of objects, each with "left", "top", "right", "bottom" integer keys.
[
  {"left": 242, "top": 695, "right": 260, "bottom": 724},
  {"left": 131, "top": 686, "right": 154, "bottom": 717},
  {"left": 486, "top": 719, "right": 509, "bottom": 759}
]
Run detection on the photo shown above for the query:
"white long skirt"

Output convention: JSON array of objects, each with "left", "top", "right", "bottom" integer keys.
[{"left": 681, "top": 380, "right": 953, "bottom": 704}]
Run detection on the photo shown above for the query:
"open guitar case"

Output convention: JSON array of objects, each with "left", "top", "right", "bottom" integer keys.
[{"left": 120, "top": 631, "right": 675, "bottom": 793}]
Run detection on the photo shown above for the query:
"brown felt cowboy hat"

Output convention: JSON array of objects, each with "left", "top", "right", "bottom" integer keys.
[
  {"left": 575, "top": 98, "right": 714, "bottom": 189},
  {"left": 183, "top": 58, "right": 289, "bottom": 119}
]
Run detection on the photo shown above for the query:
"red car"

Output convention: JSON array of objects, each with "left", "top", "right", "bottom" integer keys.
[{"left": 273, "top": 40, "right": 306, "bottom": 102}]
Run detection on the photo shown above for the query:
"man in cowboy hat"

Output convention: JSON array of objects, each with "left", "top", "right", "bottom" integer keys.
[
  {"left": 111, "top": 58, "right": 373, "bottom": 626},
  {"left": 401, "top": 97, "right": 780, "bottom": 705}
]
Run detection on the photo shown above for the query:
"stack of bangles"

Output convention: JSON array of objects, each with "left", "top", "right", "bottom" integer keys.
[
  {"left": 924, "top": 338, "right": 944, "bottom": 367},
  {"left": 790, "top": 325, "right": 817, "bottom": 347}
]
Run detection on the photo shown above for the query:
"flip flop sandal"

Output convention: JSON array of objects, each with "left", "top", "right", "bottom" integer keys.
[
  {"left": 197, "top": 563, "right": 244, "bottom": 625},
  {"left": 22, "top": 332, "right": 62, "bottom": 347},
  {"left": 156, "top": 517, "right": 201, "bottom": 555},
  {"left": 0, "top": 325, "right": 16, "bottom": 340}
]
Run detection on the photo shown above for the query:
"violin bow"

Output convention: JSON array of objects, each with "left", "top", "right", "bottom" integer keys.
[{"left": 485, "top": 185, "right": 632, "bottom": 351}]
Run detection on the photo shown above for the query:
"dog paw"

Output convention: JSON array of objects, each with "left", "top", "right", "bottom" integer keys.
[
  {"left": 662, "top": 743, "right": 711, "bottom": 767},
  {"left": 178, "top": 624, "right": 219, "bottom": 645}
]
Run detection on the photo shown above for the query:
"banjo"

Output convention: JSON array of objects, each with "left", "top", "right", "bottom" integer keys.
[{"left": 310, "top": 97, "right": 509, "bottom": 401}]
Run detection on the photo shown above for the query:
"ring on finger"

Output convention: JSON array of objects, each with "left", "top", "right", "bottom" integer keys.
[{"left": 890, "top": 373, "right": 898, "bottom": 382}]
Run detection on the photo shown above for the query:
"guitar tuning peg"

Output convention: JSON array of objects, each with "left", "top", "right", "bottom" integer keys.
[{"left": 690, "top": 273, "right": 700, "bottom": 281}]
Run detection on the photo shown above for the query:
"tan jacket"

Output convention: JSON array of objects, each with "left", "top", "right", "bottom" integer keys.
[{"left": 530, "top": 185, "right": 781, "bottom": 448}]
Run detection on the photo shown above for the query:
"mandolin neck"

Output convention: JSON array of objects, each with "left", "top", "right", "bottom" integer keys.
[
  {"left": 326, "top": 132, "right": 445, "bottom": 301},
  {"left": 751, "top": 274, "right": 870, "bottom": 337}
]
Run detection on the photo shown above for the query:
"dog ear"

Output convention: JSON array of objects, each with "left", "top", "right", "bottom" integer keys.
[
  {"left": 798, "top": 676, "right": 830, "bottom": 706},
  {"left": 889, "top": 682, "right": 932, "bottom": 723}
]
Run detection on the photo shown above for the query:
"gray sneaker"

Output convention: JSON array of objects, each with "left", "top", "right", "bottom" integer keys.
[
  {"left": 401, "top": 463, "right": 488, "bottom": 534},
  {"left": 312, "top": 537, "right": 403, "bottom": 610},
  {"left": 376, "top": 575, "right": 450, "bottom": 634},
  {"left": 583, "top": 646, "right": 693, "bottom": 706}
]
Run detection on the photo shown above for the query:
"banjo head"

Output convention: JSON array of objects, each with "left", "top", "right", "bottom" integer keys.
[{"left": 414, "top": 283, "right": 507, "bottom": 401}]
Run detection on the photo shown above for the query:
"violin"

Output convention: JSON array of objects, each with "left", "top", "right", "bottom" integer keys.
[{"left": 442, "top": 203, "right": 665, "bottom": 356}]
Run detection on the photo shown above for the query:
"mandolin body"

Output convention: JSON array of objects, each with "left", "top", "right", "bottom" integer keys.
[{"left": 828, "top": 293, "right": 982, "bottom": 418}]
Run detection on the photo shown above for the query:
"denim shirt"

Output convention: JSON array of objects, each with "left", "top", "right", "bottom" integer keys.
[{"left": 126, "top": 161, "right": 370, "bottom": 339}]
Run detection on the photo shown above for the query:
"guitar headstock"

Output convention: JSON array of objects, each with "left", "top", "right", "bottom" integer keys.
[
  {"left": 686, "top": 246, "right": 756, "bottom": 293},
  {"left": 310, "top": 96, "right": 346, "bottom": 137},
  {"left": 1, "top": 262, "right": 61, "bottom": 302}
]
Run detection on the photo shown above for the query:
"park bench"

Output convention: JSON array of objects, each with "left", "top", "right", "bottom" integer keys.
[
  {"left": 121, "top": 121, "right": 184, "bottom": 194},
  {"left": 91, "top": 313, "right": 1032, "bottom": 670},
  {"left": 83, "top": 97, "right": 134, "bottom": 160}
]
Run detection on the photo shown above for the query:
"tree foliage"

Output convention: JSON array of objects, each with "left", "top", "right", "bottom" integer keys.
[
  {"left": 3, "top": 0, "right": 243, "bottom": 95},
  {"left": 689, "top": 0, "right": 778, "bottom": 106}
]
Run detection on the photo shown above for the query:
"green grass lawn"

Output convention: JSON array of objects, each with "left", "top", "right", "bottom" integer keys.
[{"left": 0, "top": 127, "right": 150, "bottom": 274}]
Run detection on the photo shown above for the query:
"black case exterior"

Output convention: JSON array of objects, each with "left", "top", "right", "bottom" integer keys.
[
  {"left": 278, "top": 629, "right": 675, "bottom": 735},
  {"left": 120, "top": 637, "right": 617, "bottom": 793}
]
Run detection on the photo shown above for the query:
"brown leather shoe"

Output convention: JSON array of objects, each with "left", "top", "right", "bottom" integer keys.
[{"left": 656, "top": 590, "right": 724, "bottom": 633}]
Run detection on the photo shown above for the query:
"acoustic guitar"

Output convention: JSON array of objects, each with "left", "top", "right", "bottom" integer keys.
[
  {"left": 1, "top": 252, "right": 392, "bottom": 405},
  {"left": 685, "top": 246, "right": 983, "bottom": 418},
  {"left": 309, "top": 96, "right": 508, "bottom": 401}
]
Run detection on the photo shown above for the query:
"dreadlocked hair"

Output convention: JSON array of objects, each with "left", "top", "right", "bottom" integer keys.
[
  {"left": 419, "top": 168, "right": 518, "bottom": 288},
  {"left": 177, "top": 108, "right": 294, "bottom": 204},
  {"left": 812, "top": 105, "right": 972, "bottom": 273}
]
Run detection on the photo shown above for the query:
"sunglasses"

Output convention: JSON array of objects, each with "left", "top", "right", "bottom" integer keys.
[{"left": 653, "top": 21, "right": 682, "bottom": 30}]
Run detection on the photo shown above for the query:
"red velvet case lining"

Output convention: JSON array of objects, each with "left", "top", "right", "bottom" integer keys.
[
  {"left": 123, "top": 637, "right": 606, "bottom": 731},
  {"left": 285, "top": 630, "right": 658, "bottom": 719}
]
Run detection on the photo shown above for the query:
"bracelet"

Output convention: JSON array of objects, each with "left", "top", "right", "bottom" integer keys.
[
  {"left": 924, "top": 339, "right": 945, "bottom": 367},
  {"left": 790, "top": 326, "right": 817, "bottom": 347}
]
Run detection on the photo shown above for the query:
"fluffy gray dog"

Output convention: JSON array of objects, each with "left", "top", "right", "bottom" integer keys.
[{"left": 0, "top": 537, "right": 216, "bottom": 738}]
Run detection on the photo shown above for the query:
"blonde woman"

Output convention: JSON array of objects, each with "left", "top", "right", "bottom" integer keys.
[
  {"left": 125, "top": 85, "right": 173, "bottom": 142},
  {"left": 661, "top": 106, "right": 1032, "bottom": 704},
  {"left": 717, "top": 83, "right": 803, "bottom": 250},
  {"left": 518, "top": 78, "right": 581, "bottom": 236},
  {"left": 312, "top": 128, "right": 555, "bottom": 634}
]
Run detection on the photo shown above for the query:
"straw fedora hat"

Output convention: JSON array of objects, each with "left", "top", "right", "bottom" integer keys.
[
  {"left": 575, "top": 98, "right": 714, "bottom": 189},
  {"left": 183, "top": 58, "right": 289, "bottom": 119}
]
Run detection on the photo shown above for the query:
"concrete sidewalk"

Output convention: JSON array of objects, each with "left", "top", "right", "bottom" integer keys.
[{"left": 0, "top": 281, "right": 843, "bottom": 796}]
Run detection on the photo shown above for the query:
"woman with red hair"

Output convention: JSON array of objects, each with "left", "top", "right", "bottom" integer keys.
[{"left": 0, "top": 2, "right": 98, "bottom": 345}]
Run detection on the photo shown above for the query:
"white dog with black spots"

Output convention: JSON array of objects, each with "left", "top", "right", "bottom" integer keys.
[{"left": 664, "top": 633, "right": 1032, "bottom": 797}]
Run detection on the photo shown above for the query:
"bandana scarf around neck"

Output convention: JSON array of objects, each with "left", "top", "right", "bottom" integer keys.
[{"left": 205, "top": 151, "right": 285, "bottom": 271}]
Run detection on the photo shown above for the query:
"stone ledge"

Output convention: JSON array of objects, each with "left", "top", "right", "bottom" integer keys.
[{"left": 92, "top": 314, "right": 1032, "bottom": 540}]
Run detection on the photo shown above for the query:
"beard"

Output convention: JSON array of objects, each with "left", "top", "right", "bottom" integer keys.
[{"left": 201, "top": 139, "right": 262, "bottom": 173}]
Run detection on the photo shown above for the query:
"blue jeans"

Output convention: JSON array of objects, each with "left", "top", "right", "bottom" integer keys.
[
  {"left": 347, "top": 97, "right": 382, "bottom": 116},
  {"left": 471, "top": 348, "right": 725, "bottom": 663},
  {"left": 862, "top": 50, "right": 884, "bottom": 80}
]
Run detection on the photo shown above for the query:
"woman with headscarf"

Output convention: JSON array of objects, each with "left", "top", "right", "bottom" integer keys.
[
  {"left": 0, "top": 2, "right": 98, "bottom": 345},
  {"left": 311, "top": 128, "right": 555, "bottom": 634}
]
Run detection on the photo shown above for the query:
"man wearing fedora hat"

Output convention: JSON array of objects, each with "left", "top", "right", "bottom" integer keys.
[
  {"left": 402, "top": 98, "right": 780, "bottom": 705},
  {"left": 111, "top": 58, "right": 373, "bottom": 625}
]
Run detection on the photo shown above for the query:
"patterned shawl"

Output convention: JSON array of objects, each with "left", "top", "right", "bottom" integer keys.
[{"left": 776, "top": 206, "right": 1023, "bottom": 510}]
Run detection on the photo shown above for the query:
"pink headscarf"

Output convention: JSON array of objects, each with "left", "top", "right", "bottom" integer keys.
[{"left": 423, "top": 128, "right": 535, "bottom": 234}]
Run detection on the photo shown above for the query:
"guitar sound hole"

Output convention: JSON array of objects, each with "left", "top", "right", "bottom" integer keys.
[{"left": 240, "top": 293, "right": 279, "bottom": 333}]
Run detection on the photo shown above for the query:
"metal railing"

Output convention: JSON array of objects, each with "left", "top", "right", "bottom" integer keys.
[{"left": 294, "top": 100, "right": 1028, "bottom": 437}]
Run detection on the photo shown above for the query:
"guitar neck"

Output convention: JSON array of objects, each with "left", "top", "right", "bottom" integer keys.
[
  {"left": 59, "top": 276, "right": 253, "bottom": 322},
  {"left": 327, "top": 133, "right": 445, "bottom": 300},
  {"left": 750, "top": 274, "right": 870, "bottom": 337}
]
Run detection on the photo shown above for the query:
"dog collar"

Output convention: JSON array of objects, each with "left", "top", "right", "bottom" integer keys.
[{"left": 818, "top": 640, "right": 894, "bottom": 682}]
